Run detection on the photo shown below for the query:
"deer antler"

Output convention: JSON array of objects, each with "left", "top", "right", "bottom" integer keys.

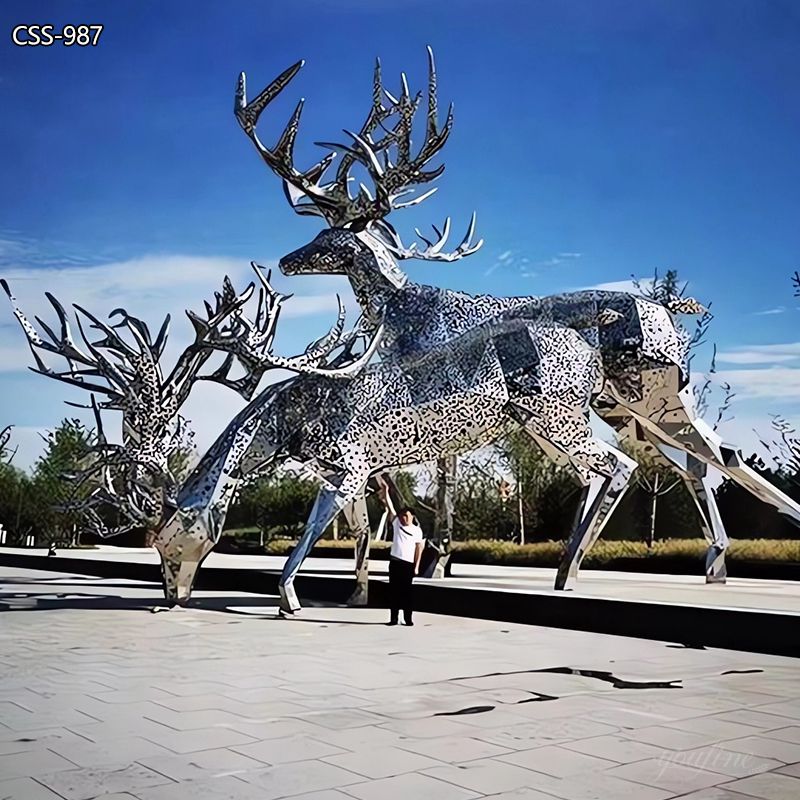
[
  {"left": 374, "top": 215, "right": 483, "bottom": 263},
  {"left": 236, "top": 47, "right": 464, "bottom": 228},
  {"left": 201, "top": 263, "right": 381, "bottom": 382}
]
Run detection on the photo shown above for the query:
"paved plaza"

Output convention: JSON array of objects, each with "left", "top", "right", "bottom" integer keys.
[{"left": 1, "top": 566, "right": 800, "bottom": 800}]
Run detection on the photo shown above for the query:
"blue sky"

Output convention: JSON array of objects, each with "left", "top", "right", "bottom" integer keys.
[{"left": 1, "top": 0, "right": 799, "bottom": 468}]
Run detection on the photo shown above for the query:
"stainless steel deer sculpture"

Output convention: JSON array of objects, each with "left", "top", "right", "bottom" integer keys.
[
  {"left": 236, "top": 48, "right": 800, "bottom": 597},
  {"left": 2, "top": 269, "right": 379, "bottom": 601}
]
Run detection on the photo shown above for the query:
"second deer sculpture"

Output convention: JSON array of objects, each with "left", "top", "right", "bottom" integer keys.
[{"left": 236, "top": 48, "right": 800, "bottom": 595}]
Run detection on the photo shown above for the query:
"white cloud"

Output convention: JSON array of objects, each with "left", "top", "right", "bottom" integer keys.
[
  {"left": 0, "top": 254, "right": 345, "bottom": 373},
  {"left": 717, "top": 342, "right": 800, "bottom": 366},
  {"left": 484, "top": 249, "right": 516, "bottom": 276},
  {"left": 713, "top": 367, "right": 800, "bottom": 401},
  {"left": 0, "top": 252, "right": 356, "bottom": 468},
  {"left": 752, "top": 306, "right": 786, "bottom": 316},
  {"left": 537, "top": 252, "right": 582, "bottom": 268}
]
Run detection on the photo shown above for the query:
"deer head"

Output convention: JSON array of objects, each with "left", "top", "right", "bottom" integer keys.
[{"left": 235, "top": 48, "right": 483, "bottom": 292}]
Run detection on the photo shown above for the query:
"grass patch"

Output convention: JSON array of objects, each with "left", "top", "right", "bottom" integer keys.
[{"left": 237, "top": 536, "right": 800, "bottom": 566}]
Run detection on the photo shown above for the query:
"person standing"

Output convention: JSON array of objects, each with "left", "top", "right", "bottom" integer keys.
[{"left": 380, "top": 487, "right": 424, "bottom": 626}]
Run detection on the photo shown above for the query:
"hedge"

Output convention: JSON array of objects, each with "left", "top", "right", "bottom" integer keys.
[{"left": 219, "top": 534, "right": 800, "bottom": 566}]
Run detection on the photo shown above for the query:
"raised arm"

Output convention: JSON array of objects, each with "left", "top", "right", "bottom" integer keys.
[
  {"left": 375, "top": 474, "right": 397, "bottom": 521},
  {"left": 413, "top": 538, "right": 424, "bottom": 575}
]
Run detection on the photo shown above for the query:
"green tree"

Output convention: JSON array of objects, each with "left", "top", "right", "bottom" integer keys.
[
  {"left": 0, "top": 465, "right": 36, "bottom": 545},
  {"left": 452, "top": 458, "right": 516, "bottom": 541},
  {"left": 497, "top": 431, "right": 581, "bottom": 542},
  {"left": 31, "top": 419, "right": 96, "bottom": 545},
  {"left": 620, "top": 440, "right": 682, "bottom": 547},
  {"left": 227, "top": 471, "right": 319, "bottom": 541}
]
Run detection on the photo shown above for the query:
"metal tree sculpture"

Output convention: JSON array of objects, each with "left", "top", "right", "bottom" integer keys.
[{"left": 2, "top": 267, "right": 375, "bottom": 598}]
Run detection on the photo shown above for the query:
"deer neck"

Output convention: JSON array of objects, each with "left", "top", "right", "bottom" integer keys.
[
  {"left": 349, "top": 232, "right": 408, "bottom": 328},
  {"left": 171, "top": 387, "right": 283, "bottom": 542}
]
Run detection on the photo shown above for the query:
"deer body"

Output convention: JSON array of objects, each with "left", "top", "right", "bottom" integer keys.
[{"left": 237, "top": 49, "right": 800, "bottom": 607}]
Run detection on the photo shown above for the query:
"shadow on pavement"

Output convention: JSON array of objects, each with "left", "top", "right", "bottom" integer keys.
[{"left": 0, "top": 591, "right": 283, "bottom": 613}]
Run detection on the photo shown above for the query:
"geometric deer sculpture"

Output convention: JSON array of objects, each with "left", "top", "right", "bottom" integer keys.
[
  {"left": 236, "top": 48, "right": 800, "bottom": 598},
  {"left": 1, "top": 269, "right": 379, "bottom": 601}
]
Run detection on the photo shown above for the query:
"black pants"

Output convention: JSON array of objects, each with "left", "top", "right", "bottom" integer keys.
[{"left": 389, "top": 557, "right": 414, "bottom": 622}]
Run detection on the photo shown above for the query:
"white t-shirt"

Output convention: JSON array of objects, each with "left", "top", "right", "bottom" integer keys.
[{"left": 391, "top": 518, "right": 423, "bottom": 563}]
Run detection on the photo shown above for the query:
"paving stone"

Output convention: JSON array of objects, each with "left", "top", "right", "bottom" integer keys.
[
  {"left": 499, "top": 745, "right": 617, "bottom": 777},
  {"left": 397, "top": 734, "right": 512, "bottom": 763},
  {"left": 481, "top": 789, "right": 566, "bottom": 800},
  {"left": 560, "top": 734, "right": 664, "bottom": 764},
  {"left": 0, "top": 728, "right": 90, "bottom": 757},
  {"left": 0, "top": 709, "right": 100, "bottom": 731},
  {"left": 751, "top": 701, "right": 800, "bottom": 721},
  {"left": 37, "top": 763, "right": 173, "bottom": 800},
  {"left": 763, "top": 726, "right": 800, "bottom": 744},
  {"left": 47, "top": 735, "right": 173, "bottom": 768},
  {"left": 342, "top": 771, "right": 480, "bottom": 800},
  {"left": 663, "top": 715, "right": 767, "bottom": 741},
  {"left": 622, "top": 725, "right": 739, "bottom": 750},
  {"left": 378, "top": 716, "right": 479, "bottom": 739},
  {"left": 663, "top": 744, "right": 783, "bottom": 777},
  {"left": 717, "top": 736, "right": 800, "bottom": 763},
  {"left": 422, "top": 757, "right": 551, "bottom": 794},
  {"left": 606, "top": 758, "right": 732, "bottom": 793},
  {"left": 775, "top": 762, "right": 800, "bottom": 778},
  {"left": 477, "top": 718, "right": 618, "bottom": 751},
  {"left": 232, "top": 734, "right": 346, "bottom": 765},
  {"left": 664, "top": 789, "right": 769, "bottom": 799},
  {"left": 708, "top": 710, "right": 800, "bottom": 730},
  {"left": 510, "top": 771, "right": 674, "bottom": 800},
  {"left": 308, "top": 724, "right": 404, "bottom": 750},
  {"left": 225, "top": 717, "right": 323, "bottom": 741},
  {"left": 321, "top": 744, "right": 443, "bottom": 778},
  {"left": 0, "top": 749, "right": 78, "bottom": 780},
  {"left": 65, "top": 718, "right": 179, "bottom": 743},
  {"left": 136, "top": 747, "right": 266, "bottom": 781},
  {"left": 142, "top": 708, "right": 256, "bottom": 731},
  {"left": 235, "top": 759, "right": 365, "bottom": 799},
  {"left": 271, "top": 792, "right": 360, "bottom": 800},
  {"left": 720, "top": 771, "right": 800, "bottom": 799},
  {"left": 294, "top": 708, "right": 388, "bottom": 729},
  {"left": 583, "top": 705, "right": 676, "bottom": 729},
  {"left": 141, "top": 725, "right": 257, "bottom": 754},
  {"left": 135, "top": 775, "right": 265, "bottom": 800},
  {"left": 0, "top": 777, "right": 66, "bottom": 800},
  {"left": 220, "top": 687, "right": 307, "bottom": 705}
]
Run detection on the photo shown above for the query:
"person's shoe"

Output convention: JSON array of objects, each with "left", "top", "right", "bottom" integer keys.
[
  {"left": 404, "top": 619, "right": 414, "bottom": 627},
  {"left": 387, "top": 617, "right": 399, "bottom": 626}
]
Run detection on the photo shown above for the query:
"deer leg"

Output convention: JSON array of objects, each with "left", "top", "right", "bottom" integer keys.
[
  {"left": 344, "top": 494, "right": 372, "bottom": 607},
  {"left": 624, "top": 415, "right": 730, "bottom": 581},
  {"left": 652, "top": 445, "right": 729, "bottom": 582},
  {"left": 622, "top": 379, "right": 800, "bottom": 572},
  {"left": 506, "top": 399, "right": 637, "bottom": 590},
  {"left": 555, "top": 441, "right": 637, "bottom": 590},
  {"left": 279, "top": 472, "right": 367, "bottom": 614}
]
